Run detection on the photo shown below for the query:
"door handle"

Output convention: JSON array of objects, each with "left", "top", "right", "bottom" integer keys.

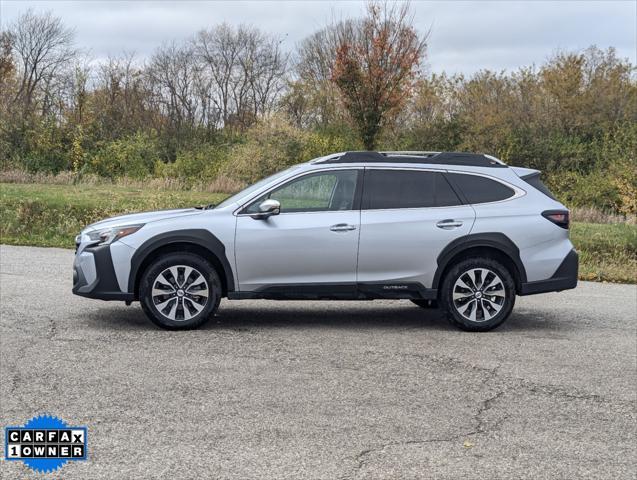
[
  {"left": 330, "top": 223, "right": 357, "bottom": 232},
  {"left": 436, "top": 219, "right": 463, "bottom": 229}
]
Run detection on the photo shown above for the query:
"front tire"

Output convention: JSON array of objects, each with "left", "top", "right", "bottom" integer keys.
[
  {"left": 440, "top": 257, "right": 515, "bottom": 332},
  {"left": 139, "top": 252, "right": 221, "bottom": 330}
]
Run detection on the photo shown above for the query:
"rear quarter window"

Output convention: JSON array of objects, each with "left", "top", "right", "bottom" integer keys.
[
  {"left": 447, "top": 173, "right": 515, "bottom": 204},
  {"left": 521, "top": 172, "right": 557, "bottom": 200}
]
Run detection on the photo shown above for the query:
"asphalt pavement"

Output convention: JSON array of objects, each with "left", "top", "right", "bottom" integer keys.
[{"left": 1, "top": 245, "right": 636, "bottom": 479}]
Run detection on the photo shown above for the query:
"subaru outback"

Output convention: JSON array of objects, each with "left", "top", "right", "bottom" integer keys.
[{"left": 72, "top": 151, "right": 578, "bottom": 331}]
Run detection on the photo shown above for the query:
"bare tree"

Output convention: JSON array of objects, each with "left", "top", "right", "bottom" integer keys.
[
  {"left": 0, "top": 31, "right": 14, "bottom": 85},
  {"left": 91, "top": 53, "right": 152, "bottom": 139},
  {"left": 8, "top": 10, "right": 77, "bottom": 116},
  {"left": 292, "top": 22, "right": 358, "bottom": 127},
  {"left": 0, "top": 32, "right": 16, "bottom": 117},
  {"left": 146, "top": 43, "right": 198, "bottom": 129},
  {"left": 241, "top": 30, "right": 288, "bottom": 119},
  {"left": 193, "top": 24, "right": 288, "bottom": 130},
  {"left": 296, "top": 20, "right": 358, "bottom": 84},
  {"left": 194, "top": 23, "right": 243, "bottom": 128}
]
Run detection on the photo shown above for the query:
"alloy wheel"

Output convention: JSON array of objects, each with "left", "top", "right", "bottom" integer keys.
[
  {"left": 452, "top": 268, "right": 506, "bottom": 322},
  {"left": 151, "top": 265, "right": 209, "bottom": 321}
]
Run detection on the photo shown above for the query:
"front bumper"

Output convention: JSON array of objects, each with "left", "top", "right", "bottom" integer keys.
[
  {"left": 519, "top": 249, "right": 578, "bottom": 296},
  {"left": 72, "top": 244, "right": 134, "bottom": 301}
]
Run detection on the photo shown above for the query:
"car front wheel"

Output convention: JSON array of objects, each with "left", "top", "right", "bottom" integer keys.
[
  {"left": 440, "top": 257, "right": 515, "bottom": 332},
  {"left": 140, "top": 252, "right": 221, "bottom": 330}
]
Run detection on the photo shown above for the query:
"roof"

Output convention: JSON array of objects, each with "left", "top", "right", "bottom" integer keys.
[{"left": 313, "top": 151, "right": 507, "bottom": 168}]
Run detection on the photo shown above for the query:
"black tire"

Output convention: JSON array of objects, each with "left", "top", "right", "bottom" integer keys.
[
  {"left": 139, "top": 252, "right": 221, "bottom": 330},
  {"left": 411, "top": 299, "right": 439, "bottom": 309},
  {"left": 440, "top": 257, "right": 515, "bottom": 332}
]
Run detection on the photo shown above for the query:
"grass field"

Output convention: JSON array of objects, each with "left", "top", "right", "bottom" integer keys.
[
  {"left": 1, "top": 182, "right": 635, "bottom": 283},
  {"left": 0, "top": 183, "right": 228, "bottom": 248},
  {"left": 571, "top": 222, "right": 636, "bottom": 283}
]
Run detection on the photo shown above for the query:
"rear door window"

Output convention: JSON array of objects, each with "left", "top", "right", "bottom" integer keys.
[
  {"left": 363, "top": 169, "right": 462, "bottom": 210},
  {"left": 446, "top": 173, "right": 515, "bottom": 204}
]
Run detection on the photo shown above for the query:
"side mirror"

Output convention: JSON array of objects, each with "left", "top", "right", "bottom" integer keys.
[{"left": 251, "top": 199, "right": 280, "bottom": 219}]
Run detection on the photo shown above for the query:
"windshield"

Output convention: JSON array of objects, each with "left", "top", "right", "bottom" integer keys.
[{"left": 215, "top": 165, "right": 301, "bottom": 209}]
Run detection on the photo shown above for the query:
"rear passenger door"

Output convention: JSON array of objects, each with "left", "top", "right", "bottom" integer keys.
[{"left": 357, "top": 168, "right": 475, "bottom": 290}]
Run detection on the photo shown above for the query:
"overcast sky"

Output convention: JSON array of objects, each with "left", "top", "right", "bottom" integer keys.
[{"left": 1, "top": 1, "right": 635, "bottom": 74}]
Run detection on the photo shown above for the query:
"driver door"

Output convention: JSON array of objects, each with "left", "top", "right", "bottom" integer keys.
[{"left": 234, "top": 169, "right": 361, "bottom": 293}]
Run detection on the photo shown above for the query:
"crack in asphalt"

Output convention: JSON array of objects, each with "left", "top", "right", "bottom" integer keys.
[
  {"left": 346, "top": 356, "right": 636, "bottom": 478},
  {"left": 347, "top": 364, "right": 505, "bottom": 479},
  {"left": 400, "top": 351, "right": 632, "bottom": 407},
  {"left": 5, "top": 355, "right": 31, "bottom": 413},
  {"left": 3, "top": 312, "right": 60, "bottom": 416},
  {"left": 466, "top": 364, "right": 504, "bottom": 437},
  {"left": 346, "top": 436, "right": 467, "bottom": 479},
  {"left": 47, "top": 315, "right": 58, "bottom": 340}
]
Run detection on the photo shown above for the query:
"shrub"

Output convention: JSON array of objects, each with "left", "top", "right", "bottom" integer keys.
[
  {"left": 88, "top": 132, "right": 160, "bottom": 179},
  {"left": 301, "top": 130, "right": 358, "bottom": 161},
  {"left": 154, "top": 143, "right": 229, "bottom": 180},
  {"left": 220, "top": 116, "right": 307, "bottom": 183},
  {"left": 219, "top": 116, "right": 362, "bottom": 184},
  {"left": 604, "top": 123, "right": 637, "bottom": 215},
  {"left": 542, "top": 123, "right": 637, "bottom": 214},
  {"left": 546, "top": 170, "right": 619, "bottom": 212},
  {"left": 18, "top": 120, "right": 69, "bottom": 173}
]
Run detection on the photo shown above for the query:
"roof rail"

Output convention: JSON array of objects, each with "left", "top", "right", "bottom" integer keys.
[
  {"left": 318, "top": 151, "right": 507, "bottom": 168},
  {"left": 380, "top": 151, "right": 441, "bottom": 157}
]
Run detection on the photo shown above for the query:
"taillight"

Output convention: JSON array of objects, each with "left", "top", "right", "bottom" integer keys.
[{"left": 542, "top": 210, "right": 570, "bottom": 229}]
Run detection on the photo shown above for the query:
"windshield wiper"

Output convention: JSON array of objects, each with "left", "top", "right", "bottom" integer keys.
[{"left": 194, "top": 203, "right": 216, "bottom": 210}]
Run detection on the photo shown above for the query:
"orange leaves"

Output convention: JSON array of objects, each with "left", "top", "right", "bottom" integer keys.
[{"left": 330, "top": 2, "right": 427, "bottom": 149}]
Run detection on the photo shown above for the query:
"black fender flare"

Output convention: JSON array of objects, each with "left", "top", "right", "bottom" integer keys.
[
  {"left": 128, "top": 229, "right": 235, "bottom": 295},
  {"left": 432, "top": 233, "right": 527, "bottom": 289}
]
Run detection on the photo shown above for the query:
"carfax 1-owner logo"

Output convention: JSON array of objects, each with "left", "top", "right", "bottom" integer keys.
[{"left": 4, "top": 414, "right": 88, "bottom": 474}]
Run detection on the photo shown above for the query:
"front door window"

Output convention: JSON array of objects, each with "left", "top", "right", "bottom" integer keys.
[{"left": 245, "top": 170, "right": 359, "bottom": 214}]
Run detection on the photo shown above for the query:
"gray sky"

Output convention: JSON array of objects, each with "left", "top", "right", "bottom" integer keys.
[{"left": 1, "top": 0, "right": 635, "bottom": 74}]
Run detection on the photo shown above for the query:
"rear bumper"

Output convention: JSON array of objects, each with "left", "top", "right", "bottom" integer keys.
[
  {"left": 519, "top": 249, "right": 578, "bottom": 296},
  {"left": 72, "top": 244, "right": 134, "bottom": 301}
]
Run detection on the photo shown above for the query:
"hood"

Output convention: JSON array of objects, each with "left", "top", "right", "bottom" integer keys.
[{"left": 83, "top": 208, "right": 203, "bottom": 232}]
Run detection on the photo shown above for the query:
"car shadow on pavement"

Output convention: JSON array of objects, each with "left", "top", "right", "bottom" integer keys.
[
  {"left": 206, "top": 304, "right": 452, "bottom": 331},
  {"left": 84, "top": 301, "right": 570, "bottom": 333}
]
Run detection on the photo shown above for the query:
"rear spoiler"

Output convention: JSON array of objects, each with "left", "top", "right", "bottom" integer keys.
[{"left": 510, "top": 166, "right": 540, "bottom": 178}]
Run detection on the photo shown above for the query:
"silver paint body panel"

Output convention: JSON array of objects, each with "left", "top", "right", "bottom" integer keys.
[
  {"left": 75, "top": 157, "right": 575, "bottom": 295},
  {"left": 235, "top": 210, "right": 360, "bottom": 290},
  {"left": 357, "top": 204, "right": 476, "bottom": 287}
]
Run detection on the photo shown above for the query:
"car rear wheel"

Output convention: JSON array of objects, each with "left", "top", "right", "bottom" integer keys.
[
  {"left": 140, "top": 252, "right": 221, "bottom": 330},
  {"left": 440, "top": 257, "right": 515, "bottom": 332}
]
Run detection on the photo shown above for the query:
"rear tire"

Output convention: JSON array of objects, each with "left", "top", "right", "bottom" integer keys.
[
  {"left": 411, "top": 299, "right": 439, "bottom": 309},
  {"left": 140, "top": 252, "right": 221, "bottom": 330},
  {"left": 440, "top": 257, "right": 515, "bottom": 332}
]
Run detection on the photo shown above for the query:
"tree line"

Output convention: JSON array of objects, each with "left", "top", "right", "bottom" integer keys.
[{"left": 0, "top": 4, "right": 635, "bottom": 213}]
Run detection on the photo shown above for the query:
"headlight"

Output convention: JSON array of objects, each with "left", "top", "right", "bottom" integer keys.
[{"left": 87, "top": 224, "right": 144, "bottom": 246}]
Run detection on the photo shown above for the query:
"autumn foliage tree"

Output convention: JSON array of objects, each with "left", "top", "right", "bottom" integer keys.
[
  {"left": 331, "top": 2, "right": 427, "bottom": 150},
  {"left": 1, "top": 9, "right": 634, "bottom": 214}
]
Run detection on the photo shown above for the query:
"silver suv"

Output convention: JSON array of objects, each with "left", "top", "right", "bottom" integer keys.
[{"left": 72, "top": 151, "right": 578, "bottom": 331}]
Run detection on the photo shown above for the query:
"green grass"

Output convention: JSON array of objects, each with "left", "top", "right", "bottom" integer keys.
[
  {"left": 570, "top": 222, "right": 636, "bottom": 283},
  {"left": 0, "top": 183, "right": 228, "bottom": 248},
  {"left": 1, "top": 182, "right": 635, "bottom": 283}
]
